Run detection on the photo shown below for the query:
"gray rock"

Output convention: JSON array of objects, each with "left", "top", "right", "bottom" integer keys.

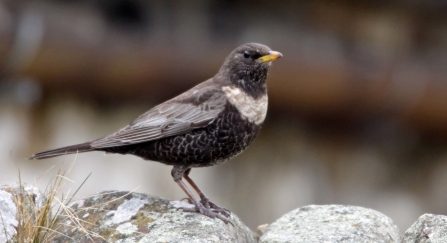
[
  {"left": 403, "top": 214, "right": 447, "bottom": 243},
  {"left": 0, "top": 183, "right": 45, "bottom": 243},
  {"left": 54, "top": 191, "right": 256, "bottom": 243},
  {"left": 259, "top": 204, "right": 400, "bottom": 243}
]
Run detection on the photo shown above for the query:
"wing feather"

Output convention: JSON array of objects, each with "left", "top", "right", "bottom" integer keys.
[{"left": 91, "top": 81, "right": 226, "bottom": 148}]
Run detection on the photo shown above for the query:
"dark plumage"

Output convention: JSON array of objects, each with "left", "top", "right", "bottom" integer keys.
[{"left": 31, "top": 43, "right": 282, "bottom": 223}]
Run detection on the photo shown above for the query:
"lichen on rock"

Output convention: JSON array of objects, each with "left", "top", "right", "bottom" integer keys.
[{"left": 54, "top": 191, "right": 256, "bottom": 243}]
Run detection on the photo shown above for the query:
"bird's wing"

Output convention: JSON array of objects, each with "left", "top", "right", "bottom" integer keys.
[{"left": 90, "top": 82, "right": 226, "bottom": 148}]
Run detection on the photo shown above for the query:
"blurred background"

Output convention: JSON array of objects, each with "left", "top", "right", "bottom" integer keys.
[{"left": 1, "top": 0, "right": 447, "bottom": 231}]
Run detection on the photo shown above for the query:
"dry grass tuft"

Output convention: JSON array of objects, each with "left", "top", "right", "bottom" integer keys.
[{"left": 11, "top": 159, "right": 92, "bottom": 242}]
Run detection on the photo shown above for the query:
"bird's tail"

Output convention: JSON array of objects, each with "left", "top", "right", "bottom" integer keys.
[{"left": 30, "top": 142, "right": 93, "bottom": 160}]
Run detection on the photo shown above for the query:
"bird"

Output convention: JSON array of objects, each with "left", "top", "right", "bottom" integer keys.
[{"left": 30, "top": 43, "right": 282, "bottom": 224}]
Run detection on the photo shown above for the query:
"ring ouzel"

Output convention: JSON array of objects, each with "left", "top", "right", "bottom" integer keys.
[{"left": 31, "top": 43, "right": 282, "bottom": 223}]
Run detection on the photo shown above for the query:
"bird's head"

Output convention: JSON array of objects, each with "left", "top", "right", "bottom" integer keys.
[{"left": 218, "top": 43, "right": 282, "bottom": 98}]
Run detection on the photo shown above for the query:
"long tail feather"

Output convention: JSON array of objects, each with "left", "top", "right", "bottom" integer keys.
[{"left": 30, "top": 142, "right": 93, "bottom": 160}]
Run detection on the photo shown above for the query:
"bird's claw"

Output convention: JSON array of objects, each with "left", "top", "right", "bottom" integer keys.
[
  {"left": 194, "top": 202, "right": 233, "bottom": 226},
  {"left": 200, "top": 197, "right": 231, "bottom": 218},
  {"left": 178, "top": 198, "right": 233, "bottom": 225},
  {"left": 180, "top": 197, "right": 194, "bottom": 204}
]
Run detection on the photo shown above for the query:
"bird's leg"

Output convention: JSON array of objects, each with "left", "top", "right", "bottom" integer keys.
[
  {"left": 171, "top": 166, "right": 231, "bottom": 224},
  {"left": 183, "top": 168, "right": 231, "bottom": 217}
]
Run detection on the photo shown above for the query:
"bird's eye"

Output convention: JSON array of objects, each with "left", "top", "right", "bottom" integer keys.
[{"left": 243, "top": 51, "right": 251, "bottom": 58}]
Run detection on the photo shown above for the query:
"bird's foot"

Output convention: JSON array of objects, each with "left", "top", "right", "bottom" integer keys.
[
  {"left": 178, "top": 201, "right": 233, "bottom": 225},
  {"left": 200, "top": 196, "right": 231, "bottom": 218},
  {"left": 180, "top": 197, "right": 230, "bottom": 218}
]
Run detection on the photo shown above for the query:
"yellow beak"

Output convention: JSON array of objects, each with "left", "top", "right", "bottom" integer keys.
[{"left": 257, "top": 51, "right": 283, "bottom": 63}]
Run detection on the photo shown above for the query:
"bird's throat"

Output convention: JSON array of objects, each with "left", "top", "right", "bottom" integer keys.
[{"left": 222, "top": 86, "right": 268, "bottom": 125}]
